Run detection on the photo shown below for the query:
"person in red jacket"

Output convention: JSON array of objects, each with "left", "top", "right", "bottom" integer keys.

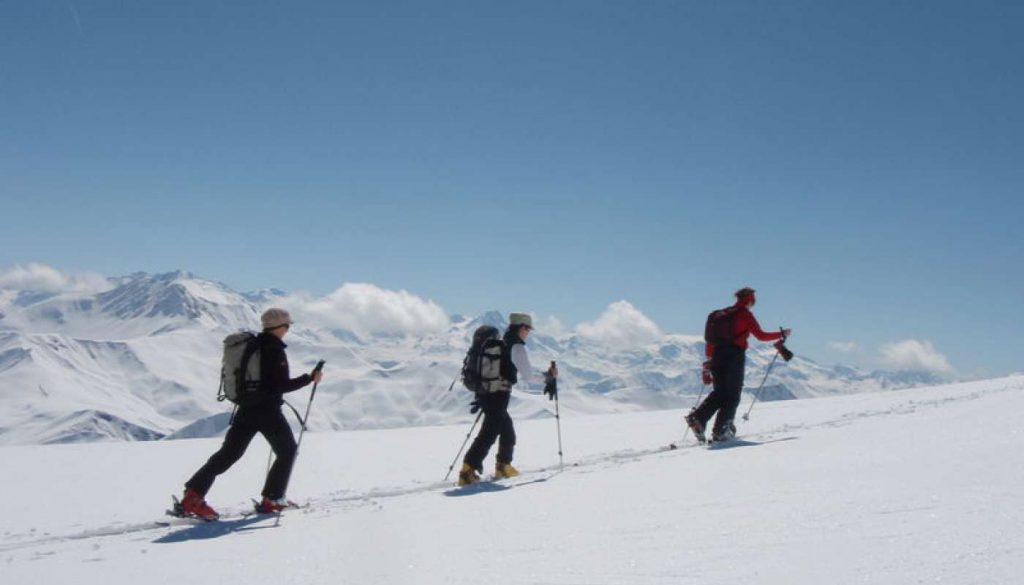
[{"left": 686, "top": 288, "right": 791, "bottom": 443}]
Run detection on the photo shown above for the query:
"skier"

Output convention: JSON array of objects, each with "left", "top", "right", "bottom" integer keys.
[
  {"left": 686, "top": 288, "right": 791, "bottom": 443},
  {"left": 179, "top": 308, "right": 324, "bottom": 519},
  {"left": 458, "top": 313, "right": 557, "bottom": 486}
]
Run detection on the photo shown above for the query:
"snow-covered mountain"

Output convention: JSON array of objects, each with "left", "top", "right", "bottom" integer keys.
[{"left": 0, "top": 271, "right": 946, "bottom": 445}]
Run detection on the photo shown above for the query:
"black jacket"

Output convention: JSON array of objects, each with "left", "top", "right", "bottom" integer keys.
[{"left": 248, "top": 332, "right": 312, "bottom": 408}]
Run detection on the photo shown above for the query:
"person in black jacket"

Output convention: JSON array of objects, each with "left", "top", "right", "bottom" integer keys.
[{"left": 180, "top": 308, "right": 323, "bottom": 519}]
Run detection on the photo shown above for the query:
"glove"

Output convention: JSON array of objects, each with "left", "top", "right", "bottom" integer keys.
[
  {"left": 543, "top": 374, "right": 558, "bottom": 401},
  {"left": 701, "top": 360, "right": 713, "bottom": 385},
  {"left": 469, "top": 400, "right": 481, "bottom": 414},
  {"left": 774, "top": 340, "right": 794, "bottom": 362}
]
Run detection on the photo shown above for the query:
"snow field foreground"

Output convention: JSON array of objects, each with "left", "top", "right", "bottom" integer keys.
[{"left": 2, "top": 376, "right": 1022, "bottom": 585}]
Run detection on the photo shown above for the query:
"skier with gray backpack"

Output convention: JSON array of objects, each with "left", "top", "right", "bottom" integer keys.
[
  {"left": 455, "top": 313, "right": 557, "bottom": 486},
  {"left": 173, "top": 308, "right": 324, "bottom": 520}
]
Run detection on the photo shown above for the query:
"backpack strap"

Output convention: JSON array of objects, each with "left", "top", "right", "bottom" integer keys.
[{"left": 238, "top": 336, "right": 261, "bottom": 393}]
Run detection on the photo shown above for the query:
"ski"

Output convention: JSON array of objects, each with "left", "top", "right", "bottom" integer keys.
[
  {"left": 706, "top": 437, "right": 739, "bottom": 449},
  {"left": 667, "top": 434, "right": 706, "bottom": 449},
  {"left": 453, "top": 468, "right": 559, "bottom": 491}
]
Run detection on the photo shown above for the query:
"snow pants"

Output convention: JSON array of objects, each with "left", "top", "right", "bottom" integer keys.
[
  {"left": 464, "top": 391, "right": 516, "bottom": 472},
  {"left": 185, "top": 405, "right": 297, "bottom": 499},
  {"left": 692, "top": 346, "right": 746, "bottom": 433}
]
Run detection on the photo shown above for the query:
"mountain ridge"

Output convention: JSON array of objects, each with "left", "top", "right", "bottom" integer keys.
[{"left": 0, "top": 271, "right": 950, "bottom": 445}]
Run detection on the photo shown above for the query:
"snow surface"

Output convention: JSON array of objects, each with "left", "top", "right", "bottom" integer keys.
[{"left": 1, "top": 375, "right": 1021, "bottom": 584}]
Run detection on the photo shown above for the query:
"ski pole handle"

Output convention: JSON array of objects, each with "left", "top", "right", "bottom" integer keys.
[{"left": 312, "top": 360, "right": 326, "bottom": 375}]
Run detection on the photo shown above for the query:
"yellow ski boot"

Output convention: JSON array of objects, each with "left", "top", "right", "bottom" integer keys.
[
  {"left": 495, "top": 462, "right": 520, "bottom": 479},
  {"left": 458, "top": 463, "right": 480, "bottom": 486}
]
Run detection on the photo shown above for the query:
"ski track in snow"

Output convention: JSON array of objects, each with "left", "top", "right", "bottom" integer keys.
[{"left": 1, "top": 378, "right": 1017, "bottom": 555}]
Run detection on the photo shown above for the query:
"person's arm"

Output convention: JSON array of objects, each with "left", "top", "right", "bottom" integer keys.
[
  {"left": 510, "top": 344, "right": 546, "bottom": 387},
  {"left": 261, "top": 345, "right": 312, "bottom": 394},
  {"left": 746, "top": 313, "right": 786, "bottom": 342}
]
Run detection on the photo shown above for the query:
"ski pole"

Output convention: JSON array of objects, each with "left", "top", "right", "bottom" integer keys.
[
  {"left": 742, "top": 345, "right": 782, "bottom": 422},
  {"left": 444, "top": 410, "right": 484, "bottom": 481},
  {"left": 267, "top": 400, "right": 304, "bottom": 474},
  {"left": 548, "top": 362, "right": 565, "bottom": 471},
  {"left": 295, "top": 360, "right": 326, "bottom": 452},
  {"left": 266, "top": 360, "right": 326, "bottom": 478},
  {"left": 550, "top": 361, "right": 564, "bottom": 470},
  {"left": 680, "top": 385, "right": 708, "bottom": 444},
  {"left": 554, "top": 392, "right": 564, "bottom": 469}
]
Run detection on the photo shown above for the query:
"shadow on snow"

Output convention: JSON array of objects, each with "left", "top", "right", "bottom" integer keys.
[
  {"left": 442, "top": 473, "right": 558, "bottom": 497},
  {"left": 153, "top": 514, "right": 281, "bottom": 543},
  {"left": 706, "top": 436, "right": 799, "bottom": 450}
]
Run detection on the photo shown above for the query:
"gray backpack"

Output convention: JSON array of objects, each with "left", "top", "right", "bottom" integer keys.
[
  {"left": 461, "top": 325, "right": 510, "bottom": 394},
  {"left": 218, "top": 332, "right": 261, "bottom": 404}
]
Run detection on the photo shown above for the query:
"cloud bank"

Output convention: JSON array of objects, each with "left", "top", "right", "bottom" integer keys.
[
  {"left": 829, "top": 341, "right": 861, "bottom": 353},
  {"left": 575, "top": 301, "right": 664, "bottom": 348},
  {"left": 284, "top": 283, "right": 450, "bottom": 337},
  {"left": 879, "top": 339, "right": 955, "bottom": 376},
  {"left": 0, "top": 263, "right": 111, "bottom": 294}
]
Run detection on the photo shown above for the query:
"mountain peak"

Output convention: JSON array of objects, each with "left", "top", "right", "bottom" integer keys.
[{"left": 91, "top": 272, "right": 257, "bottom": 327}]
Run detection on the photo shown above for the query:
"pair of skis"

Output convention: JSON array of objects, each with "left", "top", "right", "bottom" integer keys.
[
  {"left": 667, "top": 432, "right": 738, "bottom": 450},
  {"left": 164, "top": 494, "right": 300, "bottom": 523}
]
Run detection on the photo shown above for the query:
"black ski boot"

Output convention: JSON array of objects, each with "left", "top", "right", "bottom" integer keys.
[
  {"left": 684, "top": 411, "right": 707, "bottom": 445},
  {"left": 710, "top": 421, "right": 736, "bottom": 444}
]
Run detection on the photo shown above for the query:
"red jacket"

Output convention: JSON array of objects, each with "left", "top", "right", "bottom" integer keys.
[{"left": 705, "top": 303, "right": 784, "bottom": 358}]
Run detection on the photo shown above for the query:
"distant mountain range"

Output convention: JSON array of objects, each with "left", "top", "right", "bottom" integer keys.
[{"left": 0, "top": 271, "right": 944, "bottom": 445}]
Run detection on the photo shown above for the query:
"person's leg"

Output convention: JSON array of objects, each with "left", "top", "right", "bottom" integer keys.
[
  {"left": 185, "top": 415, "right": 258, "bottom": 496},
  {"left": 691, "top": 363, "right": 730, "bottom": 425},
  {"left": 260, "top": 409, "right": 298, "bottom": 500},
  {"left": 713, "top": 351, "right": 747, "bottom": 435},
  {"left": 494, "top": 392, "right": 516, "bottom": 465},
  {"left": 463, "top": 393, "right": 503, "bottom": 472}
]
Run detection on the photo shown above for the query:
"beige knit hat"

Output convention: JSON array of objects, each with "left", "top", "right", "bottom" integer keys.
[
  {"left": 509, "top": 313, "right": 533, "bottom": 329},
  {"left": 261, "top": 308, "right": 294, "bottom": 330}
]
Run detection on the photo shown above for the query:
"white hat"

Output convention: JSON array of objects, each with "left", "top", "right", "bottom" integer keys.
[
  {"left": 261, "top": 308, "right": 294, "bottom": 330},
  {"left": 509, "top": 313, "right": 533, "bottom": 328}
]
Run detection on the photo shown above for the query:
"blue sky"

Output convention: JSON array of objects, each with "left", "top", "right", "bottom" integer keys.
[{"left": 2, "top": 1, "right": 1021, "bottom": 376}]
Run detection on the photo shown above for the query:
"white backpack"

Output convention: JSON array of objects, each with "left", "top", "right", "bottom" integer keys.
[{"left": 218, "top": 332, "right": 261, "bottom": 403}]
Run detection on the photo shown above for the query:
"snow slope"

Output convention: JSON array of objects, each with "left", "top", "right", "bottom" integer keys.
[
  {"left": 0, "top": 271, "right": 943, "bottom": 445},
  {"left": 1, "top": 375, "right": 1020, "bottom": 584}
]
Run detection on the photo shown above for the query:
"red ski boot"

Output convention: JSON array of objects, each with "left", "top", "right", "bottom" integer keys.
[
  {"left": 180, "top": 488, "right": 219, "bottom": 521},
  {"left": 257, "top": 496, "right": 299, "bottom": 514}
]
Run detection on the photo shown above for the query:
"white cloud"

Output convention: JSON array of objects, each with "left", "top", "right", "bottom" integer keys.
[
  {"left": 575, "top": 301, "right": 664, "bottom": 348},
  {"left": 283, "top": 283, "right": 450, "bottom": 337},
  {"left": 879, "top": 339, "right": 955, "bottom": 375},
  {"left": 535, "top": 315, "right": 569, "bottom": 338},
  {"left": 829, "top": 341, "right": 860, "bottom": 353},
  {"left": 0, "top": 263, "right": 111, "bottom": 294}
]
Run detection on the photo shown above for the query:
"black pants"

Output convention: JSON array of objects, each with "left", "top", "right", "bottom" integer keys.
[
  {"left": 463, "top": 391, "right": 516, "bottom": 472},
  {"left": 185, "top": 405, "right": 297, "bottom": 499},
  {"left": 692, "top": 346, "right": 746, "bottom": 432}
]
